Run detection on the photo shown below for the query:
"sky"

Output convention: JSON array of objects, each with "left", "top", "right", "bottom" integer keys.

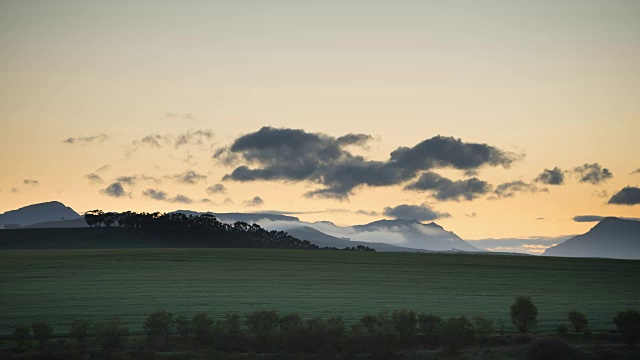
[{"left": 1, "top": 0, "right": 639, "bottom": 240}]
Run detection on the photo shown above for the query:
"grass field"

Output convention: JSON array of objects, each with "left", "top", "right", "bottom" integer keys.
[{"left": 1, "top": 246, "right": 639, "bottom": 336}]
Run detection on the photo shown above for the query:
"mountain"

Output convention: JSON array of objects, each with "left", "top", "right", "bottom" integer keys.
[
  {"left": 543, "top": 217, "right": 640, "bottom": 259},
  {"left": 0, "top": 201, "right": 81, "bottom": 228},
  {"left": 284, "top": 226, "right": 424, "bottom": 252},
  {"left": 25, "top": 218, "right": 88, "bottom": 229}
]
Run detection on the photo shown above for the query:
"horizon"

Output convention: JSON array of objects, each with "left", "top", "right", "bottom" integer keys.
[{"left": 1, "top": 1, "right": 639, "bottom": 241}]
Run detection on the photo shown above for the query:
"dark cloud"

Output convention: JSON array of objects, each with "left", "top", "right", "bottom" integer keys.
[
  {"left": 405, "top": 171, "right": 491, "bottom": 201},
  {"left": 465, "top": 212, "right": 477, "bottom": 218},
  {"left": 171, "top": 194, "right": 193, "bottom": 204},
  {"left": 535, "top": 217, "right": 545, "bottom": 221},
  {"left": 535, "top": 167, "right": 565, "bottom": 185},
  {"left": 167, "top": 170, "right": 207, "bottom": 184},
  {"left": 221, "top": 127, "right": 519, "bottom": 199},
  {"left": 95, "top": 165, "right": 111, "bottom": 173},
  {"left": 100, "top": 182, "right": 128, "bottom": 198},
  {"left": 608, "top": 186, "right": 640, "bottom": 205},
  {"left": 11, "top": 187, "right": 19, "bottom": 193},
  {"left": 206, "top": 184, "right": 227, "bottom": 195},
  {"left": 383, "top": 204, "right": 451, "bottom": 221},
  {"left": 355, "top": 209, "right": 380, "bottom": 216},
  {"left": 492, "top": 181, "right": 547, "bottom": 199},
  {"left": 243, "top": 196, "right": 264, "bottom": 207},
  {"left": 142, "top": 188, "right": 193, "bottom": 204},
  {"left": 138, "top": 134, "right": 171, "bottom": 148},
  {"left": 142, "top": 188, "right": 168, "bottom": 201},
  {"left": 175, "top": 129, "right": 214, "bottom": 148},
  {"left": 116, "top": 175, "right": 161, "bottom": 186},
  {"left": 573, "top": 215, "right": 640, "bottom": 222},
  {"left": 23, "top": 179, "right": 39, "bottom": 186},
  {"left": 573, "top": 163, "right": 612, "bottom": 184},
  {"left": 632, "top": 169, "right": 640, "bottom": 175},
  {"left": 63, "top": 134, "right": 110, "bottom": 145}
]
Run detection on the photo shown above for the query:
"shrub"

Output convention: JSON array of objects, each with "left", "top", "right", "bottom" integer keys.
[
  {"left": 417, "top": 313, "right": 443, "bottom": 348},
  {"left": 613, "top": 309, "right": 640, "bottom": 345},
  {"left": 279, "top": 313, "right": 305, "bottom": 353},
  {"left": 527, "top": 337, "right": 575, "bottom": 360},
  {"left": 214, "top": 312, "right": 246, "bottom": 352},
  {"left": 511, "top": 296, "right": 538, "bottom": 334},
  {"left": 192, "top": 312, "right": 214, "bottom": 347},
  {"left": 95, "top": 317, "right": 128, "bottom": 352},
  {"left": 391, "top": 309, "right": 417, "bottom": 346},
  {"left": 568, "top": 311, "right": 588, "bottom": 333},
  {"left": 473, "top": 315, "right": 495, "bottom": 339},
  {"left": 31, "top": 322, "right": 53, "bottom": 350},
  {"left": 302, "top": 317, "right": 345, "bottom": 354},
  {"left": 346, "top": 323, "right": 399, "bottom": 357},
  {"left": 69, "top": 320, "right": 92, "bottom": 346},
  {"left": 556, "top": 324, "right": 569, "bottom": 338},
  {"left": 175, "top": 315, "right": 192, "bottom": 339},
  {"left": 143, "top": 310, "right": 174, "bottom": 350},
  {"left": 441, "top": 316, "right": 474, "bottom": 354},
  {"left": 245, "top": 310, "right": 279, "bottom": 353},
  {"left": 12, "top": 325, "right": 30, "bottom": 348}
]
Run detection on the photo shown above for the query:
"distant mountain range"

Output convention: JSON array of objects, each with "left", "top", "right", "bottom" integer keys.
[
  {"left": 2, "top": 201, "right": 638, "bottom": 259},
  {"left": 543, "top": 217, "right": 640, "bottom": 260},
  {"left": 0, "top": 201, "right": 81, "bottom": 228}
]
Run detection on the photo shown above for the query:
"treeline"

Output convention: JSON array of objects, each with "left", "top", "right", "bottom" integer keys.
[
  {"left": 83, "top": 210, "right": 375, "bottom": 252},
  {"left": 7, "top": 298, "right": 640, "bottom": 359}
]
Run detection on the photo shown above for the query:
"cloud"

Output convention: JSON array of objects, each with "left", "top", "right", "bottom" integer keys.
[
  {"left": 492, "top": 181, "right": 547, "bottom": 199},
  {"left": 221, "top": 126, "right": 520, "bottom": 199},
  {"left": 355, "top": 209, "right": 380, "bottom": 216},
  {"left": 167, "top": 170, "right": 207, "bottom": 184},
  {"left": 95, "top": 165, "right": 111, "bottom": 173},
  {"left": 23, "top": 179, "right": 39, "bottom": 186},
  {"left": 573, "top": 214, "right": 640, "bottom": 222},
  {"left": 243, "top": 196, "right": 264, "bottom": 207},
  {"left": 573, "top": 163, "right": 612, "bottom": 184},
  {"left": 535, "top": 167, "right": 565, "bottom": 185},
  {"left": 63, "top": 134, "right": 110, "bottom": 145},
  {"left": 85, "top": 173, "right": 103, "bottom": 184},
  {"left": 592, "top": 190, "right": 609, "bottom": 198},
  {"left": 608, "top": 186, "right": 640, "bottom": 205},
  {"left": 465, "top": 212, "right": 477, "bottom": 218},
  {"left": 382, "top": 204, "right": 451, "bottom": 221},
  {"left": 206, "top": 184, "right": 227, "bottom": 195},
  {"left": 405, "top": 171, "right": 491, "bottom": 201},
  {"left": 166, "top": 112, "right": 194, "bottom": 120},
  {"left": 142, "top": 188, "right": 193, "bottom": 204},
  {"left": 142, "top": 188, "right": 168, "bottom": 201},
  {"left": 175, "top": 129, "right": 214, "bottom": 148},
  {"left": 467, "top": 236, "right": 573, "bottom": 255},
  {"left": 100, "top": 182, "right": 128, "bottom": 197},
  {"left": 116, "top": 175, "right": 161, "bottom": 186},
  {"left": 129, "top": 129, "right": 214, "bottom": 154},
  {"left": 11, "top": 187, "right": 19, "bottom": 193},
  {"left": 573, "top": 215, "right": 605, "bottom": 222},
  {"left": 632, "top": 168, "right": 640, "bottom": 175}
]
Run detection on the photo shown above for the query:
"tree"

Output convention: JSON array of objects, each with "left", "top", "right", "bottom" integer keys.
[
  {"left": 12, "top": 325, "right": 30, "bottom": 348},
  {"left": 95, "top": 317, "right": 128, "bottom": 352},
  {"left": 511, "top": 296, "right": 538, "bottom": 334},
  {"left": 192, "top": 312, "right": 214, "bottom": 346},
  {"left": 69, "top": 320, "right": 92, "bottom": 347},
  {"left": 613, "top": 309, "right": 640, "bottom": 345},
  {"left": 568, "top": 311, "right": 588, "bottom": 333},
  {"left": 245, "top": 310, "right": 279, "bottom": 352},
  {"left": 143, "top": 310, "right": 173, "bottom": 349},
  {"left": 31, "top": 322, "right": 52, "bottom": 350}
]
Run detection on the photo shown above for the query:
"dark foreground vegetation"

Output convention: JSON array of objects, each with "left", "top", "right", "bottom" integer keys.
[
  {"left": 3, "top": 299, "right": 639, "bottom": 360},
  {"left": 82, "top": 210, "right": 375, "bottom": 252}
]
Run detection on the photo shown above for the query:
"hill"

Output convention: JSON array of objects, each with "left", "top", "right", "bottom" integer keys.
[
  {"left": 0, "top": 201, "right": 81, "bottom": 228},
  {"left": 0, "top": 228, "right": 161, "bottom": 250},
  {"left": 543, "top": 217, "right": 640, "bottom": 259}
]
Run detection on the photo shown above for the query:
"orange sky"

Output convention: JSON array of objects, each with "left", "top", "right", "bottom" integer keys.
[{"left": 1, "top": 1, "right": 639, "bottom": 239}]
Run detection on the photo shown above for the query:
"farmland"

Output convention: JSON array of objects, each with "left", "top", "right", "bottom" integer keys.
[{"left": 1, "top": 246, "right": 639, "bottom": 336}]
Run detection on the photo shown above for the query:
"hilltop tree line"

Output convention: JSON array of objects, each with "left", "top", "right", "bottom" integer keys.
[
  {"left": 7, "top": 297, "right": 640, "bottom": 359},
  {"left": 84, "top": 210, "right": 375, "bottom": 252}
]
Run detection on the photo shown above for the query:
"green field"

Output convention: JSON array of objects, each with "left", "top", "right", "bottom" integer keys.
[{"left": 1, "top": 246, "right": 639, "bottom": 336}]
